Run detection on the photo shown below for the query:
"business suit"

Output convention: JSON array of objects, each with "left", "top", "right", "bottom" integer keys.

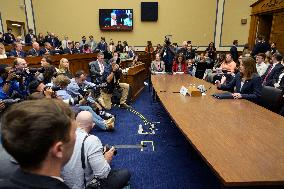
[
  {"left": 230, "top": 45, "right": 238, "bottom": 62},
  {"left": 262, "top": 63, "right": 284, "bottom": 86},
  {"left": 3, "top": 33, "right": 15, "bottom": 44},
  {"left": 9, "top": 50, "right": 26, "bottom": 58},
  {"left": 219, "top": 72, "right": 262, "bottom": 101},
  {"left": 72, "top": 48, "right": 82, "bottom": 54},
  {"left": 252, "top": 41, "right": 271, "bottom": 56},
  {"left": 28, "top": 48, "right": 39, "bottom": 56},
  {"left": 89, "top": 60, "right": 108, "bottom": 83},
  {"left": 25, "top": 34, "right": 36, "bottom": 45},
  {"left": 63, "top": 48, "right": 73, "bottom": 54},
  {"left": 39, "top": 48, "right": 53, "bottom": 56}
]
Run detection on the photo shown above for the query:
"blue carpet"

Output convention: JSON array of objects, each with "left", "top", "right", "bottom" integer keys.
[{"left": 91, "top": 88, "right": 220, "bottom": 189}]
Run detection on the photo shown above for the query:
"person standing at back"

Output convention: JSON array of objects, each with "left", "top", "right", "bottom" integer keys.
[{"left": 230, "top": 40, "right": 238, "bottom": 63}]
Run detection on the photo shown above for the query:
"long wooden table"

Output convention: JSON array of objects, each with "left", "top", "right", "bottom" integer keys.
[{"left": 151, "top": 74, "right": 284, "bottom": 187}]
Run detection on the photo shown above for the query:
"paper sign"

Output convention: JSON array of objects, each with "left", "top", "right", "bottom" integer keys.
[{"left": 179, "top": 86, "right": 188, "bottom": 96}]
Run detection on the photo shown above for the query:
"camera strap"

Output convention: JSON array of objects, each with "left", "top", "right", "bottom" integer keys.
[{"left": 81, "top": 134, "right": 89, "bottom": 188}]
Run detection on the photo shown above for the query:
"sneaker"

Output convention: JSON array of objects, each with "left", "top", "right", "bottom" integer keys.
[{"left": 106, "top": 117, "right": 115, "bottom": 124}]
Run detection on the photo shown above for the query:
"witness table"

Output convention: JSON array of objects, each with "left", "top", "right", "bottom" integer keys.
[{"left": 151, "top": 74, "right": 284, "bottom": 187}]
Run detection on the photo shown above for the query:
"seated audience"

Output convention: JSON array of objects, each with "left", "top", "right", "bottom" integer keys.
[
  {"left": 73, "top": 42, "right": 82, "bottom": 54},
  {"left": 9, "top": 43, "right": 26, "bottom": 58},
  {"left": 3, "top": 28, "right": 15, "bottom": 45},
  {"left": 15, "top": 36, "right": 25, "bottom": 45},
  {"left": 177, "top": 41, "right": 188, "bottom": 56},
  {"left": 185, "top": 44, "right": 196, "bottom": 60},
  {"left": 25, "top": 29, "right": 36, "bottom": 45},
  {"left": 220, "top": 53, "right": 237, "bottom": 73},
  {"left": 0, "top": 99, "right": 76, "bottom": 189},
  {"left": 0, "top": 43, "right": 7, "bottom": 59},
  {"left": 216, "top": 57, "right": 262, "bottom": 101},
  {"left": 255, "top": 53, "right": 268, "bottom": 77},
  {"left": 262, "top": 53, "right": 284, "bottom": 86},
  {"left": 39, "top": 42, "right": 53, "bottom": 56},
  {"left": 123, "top": 41, "right": 129, "bottom": 52},
  {"left": 270, "top": 42, "right": 278, "bottom": 55},
  {"left": 128, "top": 46, "right": 136, "bottom": 59},
  {"left": 36, "top": 32, "right": 45, "bottom": 46},
  {"left": 96, "top": 37, "right": 108, "bottom": 52},
  {"left": 151, "top": 53, "right": 165, "bottom": 74},
  {"left": 64, "top": 41, "right": 74, "bottom": 54},
  {"left": 242, "top": 43, "right": 251, "bottom": 57},
  {"left": 61, "top": 111, "right": 130, "bottom": 189},
  {"left": 252, "top": 35, "right": 270, "bottom": 57},
  {"left": 273, "top": 68, "right": 284, "bottom": 91},
  {"left": 116, "top": 41, "right": 124, "bottom": 53},
  {"left": 172, "top": 54, "right": 187, "bottom": 73},
  {"left": 28, "top": 42, "right": 40, "bottom": 56},
  {"left": 206, "top": 53, "right": 226, "bottom": 83},
  {"left": 82, "top": 44, "right": 92, "bottom": 54},
  {"left": 109, "top": 39, "right": 115, "bottom": 54},
  {"left": 205, "top": 42, "right": 216, "bottom": 61},
  {"left": 145, "top": 41, "right": 154, "bottom": 54},
  {"left": 37, "top": 55, "right": 57, "bottom": 84},
  {"left": 48, "top": 33, "right": 60, "bottom": 48},
  {"left": 57, "top": 58, "right": 73, "bottom": 78}
]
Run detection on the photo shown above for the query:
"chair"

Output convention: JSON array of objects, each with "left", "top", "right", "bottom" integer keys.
[{"left": 259, "top": 86, "right": 284, "bottom": 113}]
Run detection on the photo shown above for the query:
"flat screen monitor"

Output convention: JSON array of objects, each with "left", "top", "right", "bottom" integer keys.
[{"left": 99, "top": 9, "right": 133, "bottom": 31}]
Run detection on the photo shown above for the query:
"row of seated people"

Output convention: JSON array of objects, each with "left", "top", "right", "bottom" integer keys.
[
  {"left": 151, "top": 51, "right": 284, "bottom": 114},
  {"left": 0, "top": 53, "right": 133, "bottom": 188}
]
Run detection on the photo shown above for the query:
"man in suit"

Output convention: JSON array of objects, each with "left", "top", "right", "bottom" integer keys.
[
  {"left": 9, "top": 43, "right": 26, "bottom": 58},
  {"left": 230, "top": 40, "right": 238, "bottom": 63},
  {"left": 89, "top": 52, "right": 108, "bottom": 83},
  {"left": 39, "top": 42, "right": 53, "bottom": 56},
  {"left": 63, "top": 41, "right": 74, "bottom": 54},
  {"left": 28, "top": 42, "right": 40, "bottom": 56},
  {"left": 72, "top": 42, "right": 82, "bottom": 54},
  {"left": 96, "top": 37, "right": 108, "bottom": 52},
  {"left": 25, "top": 29, "right": 36, "bottom": 45},
  {"left": 3, "top": 28, "right": 15, "bottom": 45},
  {"left": 0, "top": 99, "right": 76, "bottom": 189},
  {"left": 252, "top": 35, "right": 271, "bottom": 57},
  {"left": 262, "top": 53, "right": 284, "bottom": 86}
]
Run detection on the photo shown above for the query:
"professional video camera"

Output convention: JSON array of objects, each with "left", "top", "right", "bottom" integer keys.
[
  {"left": 0, "top": 98, "right": 22, "bottom": 112},
  {"left": 11, "top": 67, "right": 45, "bottom": 81}
]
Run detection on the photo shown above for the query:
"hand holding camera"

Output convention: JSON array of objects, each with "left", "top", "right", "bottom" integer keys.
[{"left": 103, "top": 145, "right": 117, "bottom": 163}]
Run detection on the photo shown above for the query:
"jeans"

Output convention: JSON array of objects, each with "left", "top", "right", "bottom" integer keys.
[{"left": 79, "top": 106, "right": 107, "bottom": 130}]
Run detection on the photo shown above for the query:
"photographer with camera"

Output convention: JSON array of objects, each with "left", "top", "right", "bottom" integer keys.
[
  {"left": 62, "top": 111, "right": 131, "bottom": 189},
  {"left": 161, "top": 37, "right": 175, "bottom": 73},
  {"left": 99, "top": 58, "right": 130, "bottom": 110}
]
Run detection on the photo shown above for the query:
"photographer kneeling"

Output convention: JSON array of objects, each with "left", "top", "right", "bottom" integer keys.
[
  {"left": 62, "top": 111, "right": 131, "bottom": 189},
  {"left": 100, "top": 59, "right": 129, "bottom": 110}
]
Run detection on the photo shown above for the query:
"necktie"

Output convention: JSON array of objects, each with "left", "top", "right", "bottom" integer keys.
[{"left": 263, "top": 65, "right": 273, "bottom": 85}]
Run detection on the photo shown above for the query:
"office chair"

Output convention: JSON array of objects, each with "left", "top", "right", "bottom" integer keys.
[{"left": 259, "top": 86, "right": 284, "bottom": 113}]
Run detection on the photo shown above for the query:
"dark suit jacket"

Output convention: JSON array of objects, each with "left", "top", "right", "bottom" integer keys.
[
  {"left": 25, "top": 34, "right": 36, "bottom": 45},
  {"left": 252, "top": 41, "right": 271, "bottom": 56},
  {"left": 262, "top": 63, "right": 284, "bottom": 86},
  {"left": 230, "top": 45, "right": 238, "bottom": 62},
  {"left": 63, "top": 48, "right": 73, "bottom": 54},
  {"left": 3, "top": 33, "right": 15, "bottom": 44},
  {"left": 72, "top": 48, "right": 82, "bottom": 54},
  {"left": 39, "top": 48, "right": 52, "bottom": 56},
  {"left": 28, "top": 48, "right": 39, "bottom": 56},
  {"left": 89, "top": 60, "right": 108, "bottom": 83},
  {"left": 0, "top": 168, "right": 70, "bottom": 189},
  {"left": 219, "top": 73, "right": 262, "bottom": 101},
  {"left": 9, "top": 50, "right": 26, "bottom": 58}
]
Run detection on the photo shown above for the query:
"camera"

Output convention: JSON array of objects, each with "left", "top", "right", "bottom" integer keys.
[
  {"left": 104, "top": 144, "right": 117, "bottom": 156},
  {"left": 1, "top": 98, "right": 21, "bottom": 107},
  {"left": 11, "top": 67, "right": 45, "bottom": 80},
  {"left": 62, "top": 96, "right": 82, "bottom": 106}
]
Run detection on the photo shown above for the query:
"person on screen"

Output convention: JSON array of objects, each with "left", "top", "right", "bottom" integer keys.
[
  {"left": 111, "top": 13, "right": 117, "bottom": 26},
  {"left": 215, "top": 57, "right": 262, "bottom": 101},
  {"left": 123, "top": 13, "right": 133, "bottom": 27}
]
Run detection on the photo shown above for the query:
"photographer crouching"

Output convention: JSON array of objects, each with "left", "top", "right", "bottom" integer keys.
[{"left": 100, "top": 58, "right": 129, "bottom": 110}]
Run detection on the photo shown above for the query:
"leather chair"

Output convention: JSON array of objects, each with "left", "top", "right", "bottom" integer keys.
[{"left": 259, "top": 86, "right": 284, "bottom": 113}]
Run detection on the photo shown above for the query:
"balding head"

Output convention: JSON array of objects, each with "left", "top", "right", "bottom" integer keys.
[
  {"left": 32, "top": 42, "right": 39, "bottom": 50},
  {"left": 182, "top": 41, "right": 187, "bottom": 48},
  {"left": 76, "top": 111, "right": 94, "bottom": 131}
]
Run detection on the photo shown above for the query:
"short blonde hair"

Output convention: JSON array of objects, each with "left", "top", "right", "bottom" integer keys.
[{"left": 53, "top": 74, "right": 70, "bottom": 87}]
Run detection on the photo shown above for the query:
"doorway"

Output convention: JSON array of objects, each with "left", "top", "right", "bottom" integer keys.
[
  {"left": 6, "top": 20, "right": 26, "bottom": 38},
  {"left": 256, "top": 14, "right": 273, "bottom": 42}
]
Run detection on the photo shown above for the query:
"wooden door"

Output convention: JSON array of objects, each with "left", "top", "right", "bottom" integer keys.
[
  {"left": 256, "top": 14, "right": 273, "bottom": 42},
  {"left": 270, "top": 12, "right": 284, "bottom": 53}
]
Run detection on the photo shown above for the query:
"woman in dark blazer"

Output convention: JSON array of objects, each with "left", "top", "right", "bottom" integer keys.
[{"left": 216, "top": 57, "right": 262, "bottom": 101}]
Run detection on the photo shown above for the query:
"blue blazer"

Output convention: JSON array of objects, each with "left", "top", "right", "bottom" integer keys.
[
  {"left": 219, "top": 73, "right": 262, "bottom": 101},
  {"left": 261, "top": 63, "right": 284, "bottom": 86},
  {"left": 9, "top": 50, "right": 26, "bottom": 58}
]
